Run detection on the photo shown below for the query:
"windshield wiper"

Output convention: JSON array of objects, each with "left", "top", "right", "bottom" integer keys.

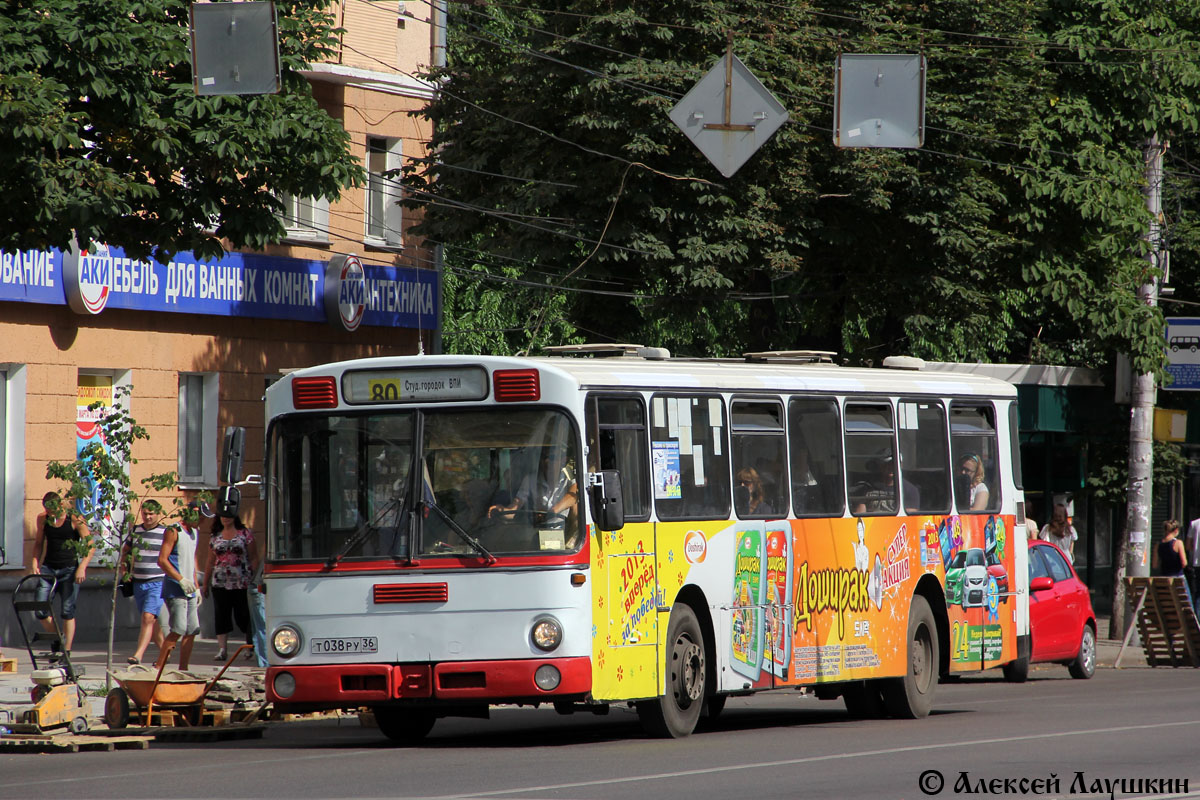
[
  {"left": 422, "top": 498, "right": 496, "bottom": 565},
  {"left": 325, "top": 491, "right": 407, "bottom": 569}
]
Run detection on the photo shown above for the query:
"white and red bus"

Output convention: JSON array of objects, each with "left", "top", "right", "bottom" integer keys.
[{"left": 231, "top": 346, "right": 1031, "bottom": 740}]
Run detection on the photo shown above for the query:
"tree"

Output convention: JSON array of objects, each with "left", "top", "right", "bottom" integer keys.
[
  {"left": 409, "top": 1, "right": 1200, "bottom": 368},
  {"left": 45, "top": 385, "right": 197, "bottom": 688},
  {"left": 0, "top": 0, "right": 363, "bottom": 263}
]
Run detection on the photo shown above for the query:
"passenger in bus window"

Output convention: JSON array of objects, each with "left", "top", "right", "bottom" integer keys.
[
  {"left": 851, "top": 456, "right": 903, "bottom": 515},
  {"left": 958, "top": 454, "right": 989, "bottom": 511},
  {"left": 735, "top": 468, "right": 775, "bottom": 517}
]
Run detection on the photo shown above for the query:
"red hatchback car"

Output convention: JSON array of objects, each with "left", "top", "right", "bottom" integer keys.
[{"left": 1004, "top": 540, "right": 1097, "bottom": 681}]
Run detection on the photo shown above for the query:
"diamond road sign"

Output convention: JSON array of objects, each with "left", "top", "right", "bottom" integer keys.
[{"left": 669, "top": 52, "right": 788, "bottom": 178}]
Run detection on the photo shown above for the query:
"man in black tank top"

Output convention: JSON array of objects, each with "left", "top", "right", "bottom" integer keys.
[{"left": 31, "top": 491, "right": 94, "bottom": 652}]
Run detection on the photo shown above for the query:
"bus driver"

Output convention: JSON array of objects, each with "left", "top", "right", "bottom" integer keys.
[{"left": 488, "top": 446, "right": 578, "bottom": 528}]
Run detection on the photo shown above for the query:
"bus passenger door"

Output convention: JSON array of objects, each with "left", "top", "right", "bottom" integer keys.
[{"left": 593, "top": 532, "right": 659, "bottom": 702}]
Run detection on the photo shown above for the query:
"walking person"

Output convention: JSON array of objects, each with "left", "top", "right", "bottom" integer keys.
[
  {"left": 156, "top": 503, "right": 202, "bottom": 671},
  {"left": 202, "top": 513, "right": 257, "bottom": 661},
  {"left": 1153, "top": 519, "right": 1192, "bottom": 607},
  {"left": 118, "top": 500, "right": 168, "bottom": 665},
  {"left": 1040, "top": 503, "right": 1079, "bottom": 564},
  {"left": 30, "top": 491, "right": 94, "bottom": 653}
]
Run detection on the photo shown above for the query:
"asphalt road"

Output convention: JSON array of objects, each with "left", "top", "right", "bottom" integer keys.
[{"left": 3, "top": 665, "right": 1198, "bottom": 800}]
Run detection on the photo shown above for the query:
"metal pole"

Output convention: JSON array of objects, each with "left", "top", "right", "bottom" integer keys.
[
  {"left": 430, "top": 0, "right": 448, "bottom": 355},
  {"left": 1116, "top": 135, "right": 1163, "bottom": 641}
]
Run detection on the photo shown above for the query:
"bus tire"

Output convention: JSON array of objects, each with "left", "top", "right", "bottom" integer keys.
[
  {"left": 1002, "top": 655, "right": 1029, "bottom": 683},
  {"left": 637, "top": 603, "right": 705, "bottom": 738},
  {"left": 841, "top": 680, "right": 887, "bottom": 718},
  {"left": 881, "top": 595, "right": 938, "bottom": 719},
  {"left": 374, "top": 707, "right": 436, "bottom": 744}
]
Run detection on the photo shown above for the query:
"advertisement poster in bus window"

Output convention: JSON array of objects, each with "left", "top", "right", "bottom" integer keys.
[{"left": 652, "top": 441, "right": 681, "bottom": 499}]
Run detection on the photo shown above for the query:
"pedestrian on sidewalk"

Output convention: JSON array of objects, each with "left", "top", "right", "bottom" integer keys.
[
  {"left": 1187, "top": 516, "right": 1200, "bottom": 617},
  {"left": 31, "top": 491, "right": 94, "bottom": 653},
  {"left": 202, "top": 512, "right": 256, "bottom": 661},
  {"left": 156, "top": 503, "right": 203, "bottom": 671},
  {"left": 118, "top": 500, "right": 168, "bottom": 665},
  {"left": 1153, "top": 518, "right": 1192, "bottom": 608},
  {"left": 1040, "top": 504, "right": 1078, "bottom": 564}
]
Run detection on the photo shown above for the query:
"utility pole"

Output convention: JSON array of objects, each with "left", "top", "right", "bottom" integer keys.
[{"left": 1114, "top": 134, "right": 1164, "bottom": 640}]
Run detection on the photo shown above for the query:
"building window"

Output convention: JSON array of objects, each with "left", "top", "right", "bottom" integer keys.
[
  {"left": 365, "top": 136, "right": 403, "bottom": 248},
  {"left": 279, "top": 194, "right": 330, "bottom": 242},
  {"left": 178, "top": 373, "right": 219, "bottom": 487}
]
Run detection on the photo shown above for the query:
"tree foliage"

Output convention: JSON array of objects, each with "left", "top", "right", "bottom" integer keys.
[
  {"left": 0, "top": 0, "right": 363, "bottom": 262},
  {"left": 409, "top": 0, "right": 1200, "bottom": 370}
]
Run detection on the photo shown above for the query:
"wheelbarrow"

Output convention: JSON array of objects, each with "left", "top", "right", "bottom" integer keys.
[{"left": 104, "top": 643, "right": 254, "bottom": 728}]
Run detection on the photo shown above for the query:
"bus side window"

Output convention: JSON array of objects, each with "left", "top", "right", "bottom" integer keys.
[
  {"left": 591, "top": 395, "right": 651, "bottom": 522},
  {"left": 789, "top": 397, "right": 845, "bottom": 517},
  {"left": 651, "top": 394, "right": 730, "bottom": 521},
  {"left": 731, "top": 399, "right": 787, "bottom": 519},
  {"left": 950, "top": 403, "right": 1001, "bottom": 514},
  {"left": 845, "top": 402, "right": 898, "bottom": 516},
  {"left": 897, "top": 400, "right": 951, "bottom": 515}
]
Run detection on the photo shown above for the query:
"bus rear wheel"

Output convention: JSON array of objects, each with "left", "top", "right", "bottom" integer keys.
[
  {"left": 374, "top": 707, "right": 436, "bottom": 744},
  {"left": 881, "top": 595, "right": 938, "bottom": 719},
  {"left": 637, "top": 603, "right": 705, "bottom": 738}
]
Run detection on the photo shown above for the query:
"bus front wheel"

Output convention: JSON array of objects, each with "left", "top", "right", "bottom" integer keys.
[
  {"left": 637, "top": 603, "right": 705, "bottom": 738},
  {"left": 881, "top": 595, "right": 938, "bottom": 719},
  {"left": 374, "top": 707, "right": 436, "bottom": 744}
]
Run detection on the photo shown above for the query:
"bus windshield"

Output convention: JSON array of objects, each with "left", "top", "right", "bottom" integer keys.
[{"left": 268, "top": 408, "right": 583, "bottom": 562}]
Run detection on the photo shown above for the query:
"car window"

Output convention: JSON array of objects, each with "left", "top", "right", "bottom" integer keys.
[
  {"left": 1029, "top": 547, "right": 1050, "bottom": 581},
  {"left": 965, "top": 549, "right": 985, "bottom": 567},
  {"left": 1041, "top": 544, "right": 1073, "bottom": 582},
  {"left": 949, "top": 551, "right": 966, "bottom": 569}
]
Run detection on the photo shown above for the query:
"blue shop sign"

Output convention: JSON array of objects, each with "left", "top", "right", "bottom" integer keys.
[{"left": 0, "top": 244, "right": 438, "bottom": 330}]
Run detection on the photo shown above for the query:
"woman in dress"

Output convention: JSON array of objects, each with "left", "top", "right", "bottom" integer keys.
[{"left": 202, "top": 513, "right": 257, "bottom": 660}]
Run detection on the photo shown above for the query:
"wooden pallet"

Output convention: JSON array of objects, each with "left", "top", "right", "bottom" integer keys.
[
  {"left": 0, "top": 733, "right": 152, "bottom": 753},
  {"left": 1117, "top": 577, "right": 1200, "bottom": 668}
]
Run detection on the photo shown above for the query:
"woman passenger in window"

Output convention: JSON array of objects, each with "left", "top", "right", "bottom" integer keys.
[
  {"left": 735, "top": 468, "right": 774, "bottom": 517},
  {"left": 958, "top": 454, "right": 989, "bottom": 511}
]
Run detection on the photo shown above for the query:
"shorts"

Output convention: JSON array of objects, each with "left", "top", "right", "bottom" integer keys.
[
  {"left": 133, "top": 578, "right": 164, "bottom": 616},
  {"left": 164, "top": 594, "right": 200, "bottom": 637},
  {"left": 34, "top": 565, "right": 80, "bottom": 620}
]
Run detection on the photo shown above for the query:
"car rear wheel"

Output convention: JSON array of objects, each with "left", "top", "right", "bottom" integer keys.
[{"left": 1068, "top": 623, "right": 1096, "bottom": 679}]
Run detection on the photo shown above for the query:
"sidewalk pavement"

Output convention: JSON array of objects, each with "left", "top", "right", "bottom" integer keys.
[{"left": 0, "top": 637, "right": 263, "bottom": 723}]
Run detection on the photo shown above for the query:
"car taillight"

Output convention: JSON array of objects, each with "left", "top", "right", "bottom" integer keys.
[
  {"left": 493, "top": 369, "right": 539, "bottom": 402},
  {"left": 292, "top": 376, "right": 338, "bottom": 409}
]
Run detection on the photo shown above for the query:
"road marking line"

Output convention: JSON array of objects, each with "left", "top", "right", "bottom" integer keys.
[{"left": 427, "top": 719, "right": 1200, "bottom": 799}]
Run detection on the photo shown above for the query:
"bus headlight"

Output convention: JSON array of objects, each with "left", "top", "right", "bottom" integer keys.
[
  {"left": 530, "top": 617, "right": 562, "bottom": 652},
  {"left": 273, "top": 625, "right": 302, "bottom": 658}
]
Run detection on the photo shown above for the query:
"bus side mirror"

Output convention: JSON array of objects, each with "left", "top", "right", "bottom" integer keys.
[
  {"left": 217, "top": 485, "right": 242, "bottom": 518},
  {"left": 220, "top": 426, "right": 246, "bottom": 485},
  {"left": 590, "top": 470, "right": 624, "bottom": 531}
]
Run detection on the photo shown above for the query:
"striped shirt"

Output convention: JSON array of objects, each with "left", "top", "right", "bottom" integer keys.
[{"left": 130, "top": 525, "right": 167, "bottom": 581}]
